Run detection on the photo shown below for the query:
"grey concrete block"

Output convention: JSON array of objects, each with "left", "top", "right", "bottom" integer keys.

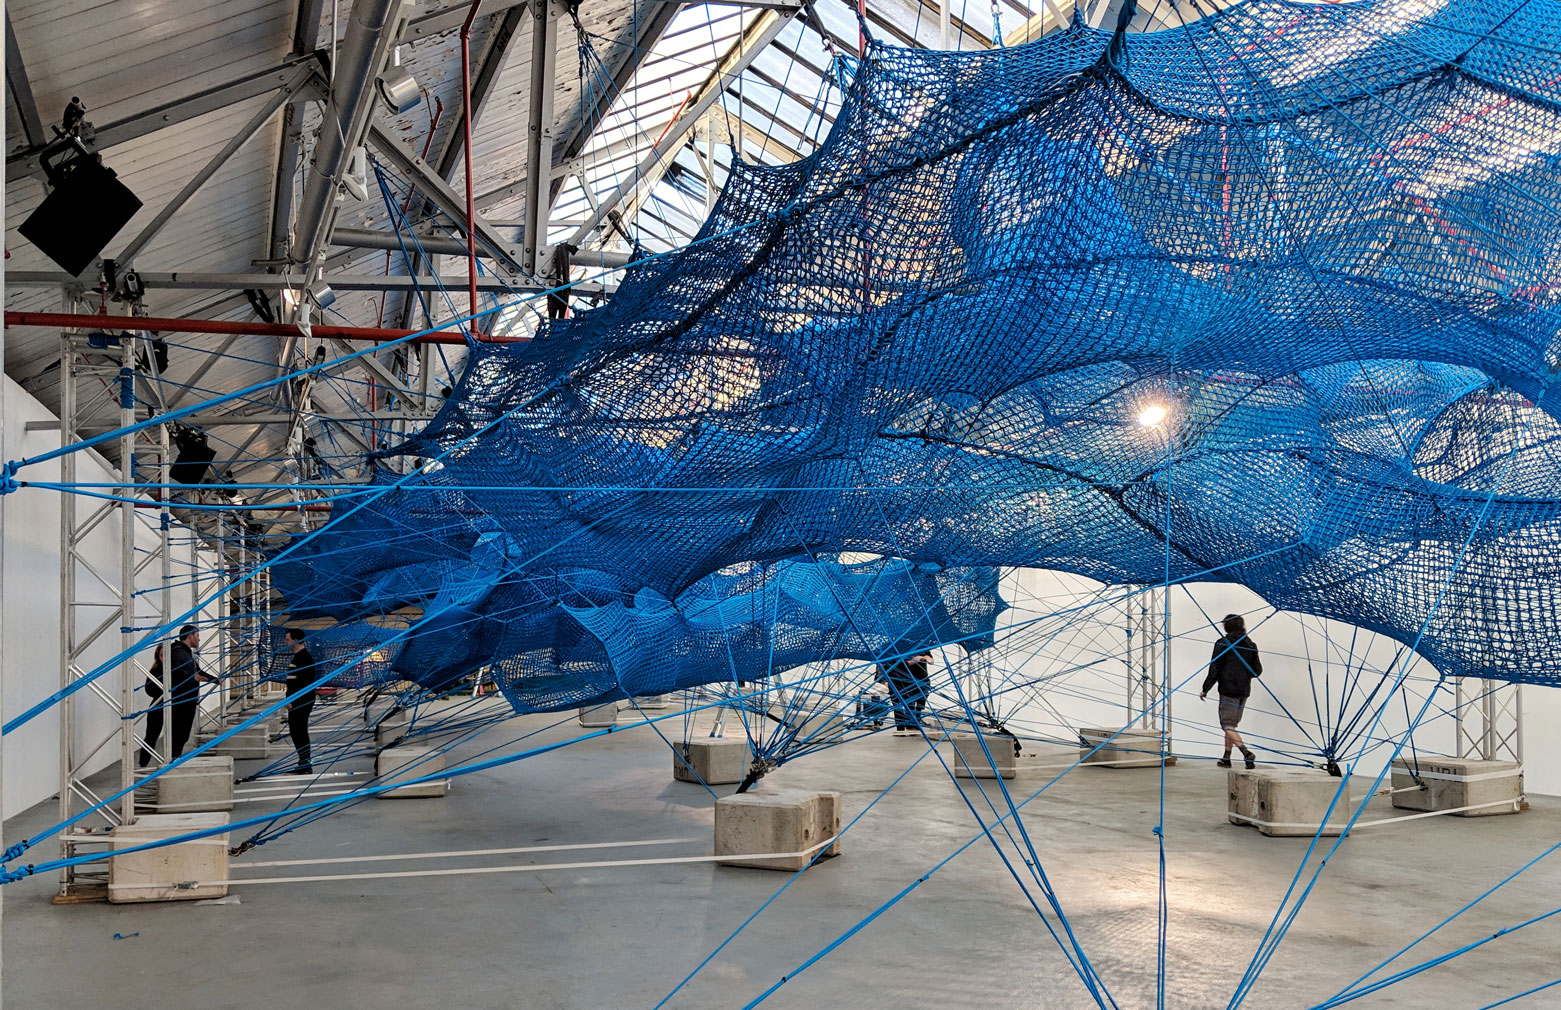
[
  {"left": 1228, "top": 769, "right": 1351, "bottom": 837},
  {"left": 1390, "top": 758, "right": 1523, "bottom": 816},
  {"left": 950, "top": 732, "right": 1017, "bottom": 779},
  {"left": 578, "top": 702, "right": 620, "bottom": 728},
  {"left": 375, "top": 713, "right": 412, "bottom": 747},
  {"left": 674, "top": 737, "right": 749, "bottom": 785},
  {"left": 154, "top": 755, "right": 235, "bottom": 813},
  {"left": 1078, "top": 728, "right": 1167, "bottom": 767},
  {"left": 200, "top": 725, "right": 273, "bottom": 760},
  {"left": 715, "top": 789, "right": 841, "bottom": 871},
  {"left": 792, "top": 709, "right": 845, "bottom": 741},
  {"left": 376, "top": 745, "right": 449, "bottom": 798},
  {"left": 109, "top": 812, "right": 230, "bottom": 903}
]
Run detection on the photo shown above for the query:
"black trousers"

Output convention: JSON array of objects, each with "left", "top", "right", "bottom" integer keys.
[
  {"left": 288, "top": 703, "right": 314, "bottom": 767},
  {"left": 170, "top": 699, "right": 199, "bottom": 758},
  {"left": 884, "top": 668, "right": 926, "bottom": 729},
  {"left": 144, "top": 693, "right": 165, "bottom": 759}
]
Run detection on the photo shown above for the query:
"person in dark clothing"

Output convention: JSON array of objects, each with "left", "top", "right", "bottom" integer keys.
[
  {"left": 1200, "top": 614, "right": 1262, "bottom": 769},
  {"left": 167, "top": 625, "right": 216, "bottom": 759},
  {"left": 880, "top": 651, "right": 932, "bottom": 736},
  {"left": 909, "top": 650, "right": 932, "bottom": 725},
  {"left": 284, "top": 628, "right": 318, "bottom": 774},
  {"left": 140, "top": 643, "right": 166, "bottom": 767}
]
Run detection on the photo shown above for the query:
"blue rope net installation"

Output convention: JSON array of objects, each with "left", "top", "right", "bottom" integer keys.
[
  {"left": 269, "top": 0, "right": 1561, "bottom": 707},
  {"left": 4, "top": 4, "right": 1561, "bottom": 1003}
]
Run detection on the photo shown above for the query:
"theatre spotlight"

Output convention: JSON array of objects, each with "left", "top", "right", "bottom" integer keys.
[
  {"left": 170, "top": 426, "right": 216, "bottom": 486},
  {"left": 307, "top": 278, "right": 336, "bottom": 310},
  {"left": 378, "top": 47, "right": 421, "bottom": 114},
  {"left": 19, "top": 98, "right": 142, "bottom": 276}
]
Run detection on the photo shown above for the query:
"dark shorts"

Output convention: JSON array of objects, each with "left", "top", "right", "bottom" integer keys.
[{"left": 1218, "top": 697, "right": 1246, "bottom": 729}]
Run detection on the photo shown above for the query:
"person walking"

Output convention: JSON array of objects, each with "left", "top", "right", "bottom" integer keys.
[
  {"left": 167, "top": 625, "right": 216, "bottom": 759},
  {"left": 283, "top": 628, "right": 318, "bottom": 774},
  {"left": 1200, "top": 614, "right": 1262, "bottom": 769}
]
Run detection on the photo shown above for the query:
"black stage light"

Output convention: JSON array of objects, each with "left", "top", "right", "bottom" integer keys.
[
  {"left": 170, "top": 426, "right": 216, "bottom": 486},
  {"left": 18, "top": 109, "right": 142, "bottom": 276}
]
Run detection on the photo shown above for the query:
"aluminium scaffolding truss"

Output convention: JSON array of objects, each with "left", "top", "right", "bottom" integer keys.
[{"left": 54, "top": 305, "right": 175, "bottom": 899}]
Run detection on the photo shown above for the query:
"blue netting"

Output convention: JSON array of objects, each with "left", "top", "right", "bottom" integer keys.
[{"left": 277, "top": 0, "right": 1561, "bottom": 703}]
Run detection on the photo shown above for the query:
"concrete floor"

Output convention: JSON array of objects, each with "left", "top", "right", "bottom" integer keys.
[{"left": 4, "top": 707, "right": 1560, "bottom": 1010}]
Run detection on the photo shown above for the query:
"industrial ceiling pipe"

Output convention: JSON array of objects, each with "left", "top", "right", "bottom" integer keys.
[
  {"left": 290, "top": 0, "right": 404, "bottom": 272},
  {"left": 3, "top": 311, "right": 523, "bottom": 345}
]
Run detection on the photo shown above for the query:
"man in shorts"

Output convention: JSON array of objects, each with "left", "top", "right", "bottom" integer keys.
[{"left": 1200, "top": 613, "right": 1262, "bottom": 769}]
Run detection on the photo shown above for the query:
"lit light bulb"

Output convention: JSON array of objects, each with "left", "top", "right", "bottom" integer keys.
[{"left": 1137, "top": 404, "right": 1169, "bottom": 427}]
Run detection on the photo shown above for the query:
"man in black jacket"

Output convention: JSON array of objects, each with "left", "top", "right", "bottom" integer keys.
[
  {"left": 168, "top": 625, "right": 217, "bottom": 758},
  {"left": 1200, "top": 614, "right": 1262, "bottom": 769},
  {"left": 283, "top": 629, "right": 318, "bottom": 774}
]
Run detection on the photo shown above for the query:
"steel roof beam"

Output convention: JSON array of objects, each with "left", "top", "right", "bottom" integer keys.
[
  {"left": 393, "top": 1, "right": 529, "bottom": 327},
  {"left": 521, "top": 0, "right": 564, "bottom": 274},
  {"left": 366, "top": 121, "right": 528, "bottom": 274},
  {"left": 5, "top": 270, "right": 606, "bottom": 296},
  {"left": 117, "top": 67, "right": 315, "bottom": 276},
  {"left": 6, "top": 54, "right": 328, "bottom": 181},
  {"left": 5, "top": 12, "right": 47, "bottom": 149},
  {"left": 404, "top": 0, "right": 527, "bottom": 41},
  {"left": 567, "top": 6, "right": 799, "bottom": 249},
  {"left": 333, "top": 227, "right": 633, "bottom": 268},
  {"left": 434, "top": 3, "right": 529, "bottom": 180},
  {"left": 547, "top": 0, "right": 683, "bottom": 210}
]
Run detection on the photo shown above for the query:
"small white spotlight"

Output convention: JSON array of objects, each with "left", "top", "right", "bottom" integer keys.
[
  {"left": 1137, "top": 404, "right": 1169, "bottom": 427},
  {"left": 378, "top": 67, "right": 422, "bottom": 114},
  {"left": 307, "top": 278, "right": 336, "bottom": 310}
]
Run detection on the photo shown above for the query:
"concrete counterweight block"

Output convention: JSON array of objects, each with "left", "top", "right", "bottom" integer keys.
[
  {"left": 1228, "top": 769, "right": 1351, "bottom": 837},
  {"left": 1078, "top": 728, "right": 1169, "bottom": 768},
  {"left": 154, "top": 755, "right": 235, "bottom": 812},
  {"left": 375, "top": 712, "right": 412, "bottom": 746},
  {"left": 950, "top": 732, "right": 1017, "bottom": 779},
  {"left": 578, "top": 702, "right": 620, "bottom": 728},
  {"left": 674, "top": 737, "right": 749, "bottom": 785},
  {"left": 715, "top": 790, "right": 842, "bottom": 871},
  {"left": 376, "top": 745, "right": 449, "bottom": 798},
  {"left": 1391, "top": 758, "right": 1523, "bottom": 816},
  {"left": 108, "top": 812, "right": 230, "bottom": 903},
  {"left": 793, "top": 709, "right": 845, "bottom": 741},
  {"left": 200, "top": 722, "right": 273, "bottom": 760}
]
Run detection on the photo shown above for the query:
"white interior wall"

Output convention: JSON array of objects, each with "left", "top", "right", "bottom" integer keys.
[
  {"left": 1, "top": 375, "right": 216, "bottom": 819},
  {"left": 996, "top": 569, "right": 1561, "bottom": 796}
]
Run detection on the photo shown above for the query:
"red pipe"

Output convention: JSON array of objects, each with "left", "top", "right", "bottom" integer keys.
[
  {"left": 3, "top": 311, "right": 523, "bottom": 345},
  {"left": 461, "top": 0, "right": 486, "bottom": 338}
]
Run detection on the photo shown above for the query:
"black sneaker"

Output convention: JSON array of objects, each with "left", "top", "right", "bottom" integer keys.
[
  {"left": 288, "top": 765, "right": 314, "bottom": 775},
  {"left": 1244, "top": 756, "right": 1257, "bottom": 770},
  {"left": 1216, "top": 758, "right": 1232, "bottom": 768}
]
